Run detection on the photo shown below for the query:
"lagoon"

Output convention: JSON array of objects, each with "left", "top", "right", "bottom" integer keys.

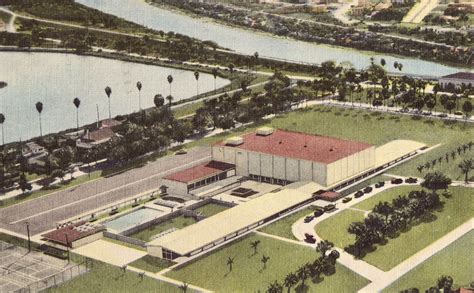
[
  {"left": 0, "top": 52, "right": 229, "bottom": 144},
  {"left": 76, "top": 0, "right": 472, "bottom": 76}
]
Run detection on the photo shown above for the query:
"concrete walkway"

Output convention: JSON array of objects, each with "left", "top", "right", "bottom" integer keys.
[{"left": 359, "top": 218, "right": 473, "bottom": 292}]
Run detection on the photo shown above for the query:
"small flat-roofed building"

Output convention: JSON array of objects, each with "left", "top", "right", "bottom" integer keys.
[
  {"left": 147, "top": 187, "right": 319, "bottom": 259},
  {"left": 212, "top": 128, "right": 375, "bottom": 187},
  {"left": 438, "top": 72, "right": 474, "bottom": 89},
  {"left": 41, "top": 221, "right": 105, "bottom": 249},
  {"left": 162, "top": 161, "right": 236, "bottom": 195}
]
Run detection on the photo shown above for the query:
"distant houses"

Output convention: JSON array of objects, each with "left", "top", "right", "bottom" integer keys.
[
  {"left": 438, "top": 72, "right": 474, "bottom": 89},
  {"left": 76, "top": 119, "right": 121, "bottom": 149}
]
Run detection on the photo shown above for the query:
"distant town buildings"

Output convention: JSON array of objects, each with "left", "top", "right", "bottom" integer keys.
[{"left": 438, "top": 72, "right": 474, "bottom": 89}]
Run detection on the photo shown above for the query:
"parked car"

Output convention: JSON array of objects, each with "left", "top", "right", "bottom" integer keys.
[
  {"left": 304, "top": 233, "right": 316, "bottom": 244},
  {"left": 405, "top": 177, "right": 418, "bottom": 184},
  {"left": 454, "top": 111, "right": 463, "bottom": 116},
  {"left": 313, "top": 209, "right": 324, "bottom": 217},
  {"left": 304, "top": 215, "right": 314, "bottom": 223},
  {"left": 363, "top": 186, "right": 373, "bottom": 194},
  {"left": 438, "top": 113, "right": 448, "bottom": 118},
  {"left": 375, "top": 181, "right": 385, "bottom": 188},
  {"left": 175, "top": 149, "right": 187, "bottom": 155},
  {"left": 354, "top": 190, "right": 365, "bottom": 198},
  {"left": 391, "top": 178, "right": 403, "bottom": 184},
  {"left": 324, "top": 204, "right": 336, "bottom": 212},
  {"left": 342, "top": 197, "right": 352, "bottom": 203}
]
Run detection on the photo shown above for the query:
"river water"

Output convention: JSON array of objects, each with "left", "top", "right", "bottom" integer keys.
[
  {"left": 0, "top": 52, "right": 229, "bottom": 144},
  {"left": 76, "top": 0, "right": 472, "bottom": 76}
]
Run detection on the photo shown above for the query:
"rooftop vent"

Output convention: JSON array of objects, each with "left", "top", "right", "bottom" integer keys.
[
  {"left": 225, "top": 136, "right": 244, "bottom": 146},
  {"left": 256, "top": 127, "right": 274, "bottom": 136}
]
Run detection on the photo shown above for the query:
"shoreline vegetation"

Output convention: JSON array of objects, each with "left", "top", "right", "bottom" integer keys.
[{"left": 146, "top": 0, "right": 473, "bottom": 68}]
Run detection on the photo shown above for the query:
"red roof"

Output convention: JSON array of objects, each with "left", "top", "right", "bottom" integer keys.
[
  {"left": 317, "top": 191, "right": 341, "bottom": 202},
  {"left": 217, "top": 130, "right": 373, "bottom": 164},
  {"left": 42, "top": 221, "right": 105, "bottom": 247},
  {"left": 164, "top": 161, "right": 235, "bottom": 183},
  {"left": 83, "top": 128, "right": 115, "bottom": 142}
]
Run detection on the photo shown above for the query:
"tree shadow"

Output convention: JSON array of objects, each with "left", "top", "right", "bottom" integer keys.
[{"left": 295, "top": 283, "right": 309, "bottom": 293}]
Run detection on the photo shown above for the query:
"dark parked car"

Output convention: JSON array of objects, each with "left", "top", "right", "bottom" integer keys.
[
  {"left": 304, "top": 215, "right": 314, "bottom": 223},
  {"left": 438, "top": 113, "right": 448, "bottom": 118},
  {"left": 324, "top": 204, "right": 336, "bottom": 212},
  {"left": 405, "top": 177, "right": 418, "bottom": 184},
  {"left": 314, "top": 209, "right": 324, "bottom": 217},
  {"left": 354, "top": 190, "right": 365, "bottom": 198},
  {"left": 391, "top": 178, "right": 403, "bottom": 184},
  {"left": 342, "top": 197, "right": 352, "bottom": 203},
  {"left": 375, "top": 181, "right": 385, "bottom": 188},
  {"left": 363, "top": 186, "right": 373, "bottom": 194},
  {"left": 304, "top": 233, "right": 316, "bottom": 243}
]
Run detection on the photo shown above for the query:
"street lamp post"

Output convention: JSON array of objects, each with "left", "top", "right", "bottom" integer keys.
[{"left": 25, "top": 221, "right": 31, "bottom": 252}]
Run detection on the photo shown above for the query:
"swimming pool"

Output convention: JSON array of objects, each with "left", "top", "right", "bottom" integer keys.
[{"left": 104, "top": 208, "right": 164, "bottom": 233}]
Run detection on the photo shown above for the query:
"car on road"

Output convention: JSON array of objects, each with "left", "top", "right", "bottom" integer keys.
[
  {"left": 363, "top": 186, "right": 373, "bottom": 194},
  {"left": 454, "top": 111, "right": 463, "bottom": 116},
  {"left": 354, "top": 190, "right": 365, "bottom": 198},
  {"left": 175, "top": 149, "right": 187, "bottom": 155},
  {"left": 304, "top": 215, "right": 314, "bottom": 223},
  {"left": 375, "top": 181, "right": 385, "bottom": 188},
  {"left": 405, "top": 177, "right": 418, "bottom": 184},
  {"left": 391, "top": 178, "right": 403, "bottom": 184},
  {"left": 324, "top": 204, "right": 336, "bottom": 212},
  {"left": 438, "top": 113, "right": 448, "bottom": 118},
  {"left": 342, "top": 197, "right": 352, "bottom": 203},
  {"left": 313, "top": 209, "right": 324, "bottom": 217},
  {"left": 304, "top": 233, "right": 316, "bottom": 244}
]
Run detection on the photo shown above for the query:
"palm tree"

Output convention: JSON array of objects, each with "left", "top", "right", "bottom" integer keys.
[
  {"left": 167, "top": 74, "right": 173, "bottom": 96},
  {"left": 136, "top": 81, "right": 142, "bottom": 111},
  {"left": 458, "top": 159, "right": 473, "bottom": 183},
  {"left": 296, "top": 264, "right": 310, "bottom": 289},
  {"left": 154, "top": 94, "right": 164, "bottom": 108},
  {"left": 226, "top": 256, "right": 235, "bottom": 272},
  {"left": 166, "top": 95, "right": 174, "bottom": 108},
  {"left": 250, "top": 240, "right": 261, "bottom": 255},
  {"left": 105, "top": 86, "right": 112, "bottom": 120},
  {"left": 194, "top": 71, "right": 200, "bottom": 96},
  {"left": 35, "top": 101, "right": 43, "bottom": 137},
  {"left": 267, "top": 280, "right": 283, "bottom": 293},
  {"left": 73, "top": 97, "right": 81, "bottom": 129},
  {"left": 261, "top": 255, "right": 270, "bottom": 269},
  {"left": 254, "top": 51, "right": 259, "bottom": 73},
  {"left": 178, "top": 282, "right": 188, "bottom": 293},
  {"left": 283, "top": 272, "right": 298, "bottom": 293},
  {"left": 212, "top": 68, "right": 218, "bottom": 92},
  {"left": 0, "top": 113, "right": 4, "bottom": 146},
  {"left": 380, "top": 58, "right": 386, "bottom": 67}
]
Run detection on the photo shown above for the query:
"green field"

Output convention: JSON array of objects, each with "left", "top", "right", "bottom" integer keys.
[
  {"left": 46, "top": 260, "right": 186, "bottom": 293},
  {"left": 129, "top": 255, "right": 174, "bottom": 273},
  {"left": 193, "top": 203, "right": 229, "bottom": 217},
  {"left": 315, "top": 186, "right": 473, "bottom": 271},
  {"left": 166, "top": 233, "right": 369, "bottom": 292},
  {"left": 187, "top": 106, "right": 473, "bottom": 181},
  {"left": 259, "top": 206, "right": 320, "bottom": 240},
  {"left": 383, "top": 230, "right": 474, "bottom": 292},
  {"left": 130, "top": 215, "right": 197, "bottom": 242}
]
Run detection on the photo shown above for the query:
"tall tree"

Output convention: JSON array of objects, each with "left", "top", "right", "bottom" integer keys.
[
  {"left": 261, "top": 255, "right": 270, "bottom": 269},
  {"left": 283, "top": 272, "right": 298, "bottom": 293},
  {"left": 421, "top": 172, "right": 452, "bottom": 193},
  {"left": 154, "top": 94, "right": 165, "bottom": 108},
  {"left": 458, "top": 159, "right": 473, "bottom": 183},
  {"left": 35, "top": 102, "right": 43, "bottom": 138},
  {"left": 166, "top": 95, "right": 174, "bottom": 108},
  {"left": 212, "top": 68, "right": 218, "bottom": 92},
  {"left": 194, "top": 71, "right": 200, "bottom": 96},
  {"left": 105, "top": 86, "right": 112, "bottom": 120},
  {"left": 266, "top": 280, "right": 283, "bottom": 293},
  {"left": 167, "top": 74, "right": 173, "bottom": 96},
  {"left": 136, "top": 81, "right": 142, "bottom": 111},
  {"left": 226, "top": 256, "right": 235, "bottom": 272},
  {"left": 462, "top": 100, "right": 472, "bottom": 122},
  {"left": 73, "top": 97, "right": 81, "bottom": 129},
  {"left": 250, "top": 240, "right": 261, "bottom": 255},
  {"left": 0, "top": 113, "right": 4, "bottom": 146}
]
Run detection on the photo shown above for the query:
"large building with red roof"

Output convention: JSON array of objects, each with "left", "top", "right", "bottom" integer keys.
[{"left": 212, "top": 128, "right": 375, "bottom": 187}]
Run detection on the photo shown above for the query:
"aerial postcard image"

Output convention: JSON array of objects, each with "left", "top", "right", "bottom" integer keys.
[{"left": 0, "top": 0, "right": 472, "bottom": 292}]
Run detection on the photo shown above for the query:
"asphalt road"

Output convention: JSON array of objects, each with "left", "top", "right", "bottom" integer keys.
[{"left": 0, "top": 147, "right": 211, "bottom": 236}]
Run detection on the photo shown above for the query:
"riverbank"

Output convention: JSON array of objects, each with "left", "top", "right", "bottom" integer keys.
[{"left": 144, "top": 0, "right": 473, "bottom": 70}]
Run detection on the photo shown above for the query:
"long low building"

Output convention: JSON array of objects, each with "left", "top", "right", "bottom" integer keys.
[
  {"left": 147, "top": 187, "right": 318, "bottom": 259},
  {"left": 212, "top": 128, "right": 376, "bottom": 187}
]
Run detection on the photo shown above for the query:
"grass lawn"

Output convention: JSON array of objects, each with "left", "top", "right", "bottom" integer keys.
[
  {"left": 46, "top": 260, "right": 186, "bottom": 293},
  {"left": 259, "top": 206, "right": 320, "bottom": 240},
  {"left": 130, "top": 215, "right": 197, "bottom": 242},
  {"left": 383, "top": 230, "right": 474, "bottom": 292},
  {"left": 315, "top": 209, "right": 366, "bottom": 248},
  {"left": 315, "top": 186, "right": 473, "bottom": 271},
  {"left": 129, "top": 255, "right": 174, "bottom": 273},
  {"left": 166, "top": 233, "right": 369, "bottom": 292},
  {"left": 193, "top": 203, "right": 229, "bottom": 217},
  {"left": 186, "top": 106, "right": 473, "bottom": 181}
]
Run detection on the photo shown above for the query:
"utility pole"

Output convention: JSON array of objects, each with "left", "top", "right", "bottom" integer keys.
[
  {"left": 96, "top": 104, "right": 100, "bottom": 128},
  {"left": 25, "top": 221, "right": 31, "bottom": 252},
  {"left": 64, "top": 233, "right": 70, "bottom": 264}
]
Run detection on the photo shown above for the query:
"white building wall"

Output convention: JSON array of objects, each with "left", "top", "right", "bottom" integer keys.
[
  {"left": 312, "top": 162, "right": 326, "bottom": 185},
  {"left": 71, "top": 232, "right": 103, "bottom": 249},
  {"left": 260, "top": 154, "right": 273, "bottom": 178},
  {"left": 162, "top": 178, "right": 188, "bottom": 195},
  {"left": 248, "top": 152, "right": 261, "bottom": 175},
  {"left": 285, "top": 158, "right": 300, "bottom": 182},
  {"left": 273, "top": 156, "right": 286, "bottom": 180},
  {"left": 212, "top": 146, "right": 224, "bottom": 162},
  {"left": 347, "top": 154, "right": 354, "bottom": 176},
  {"left": 147, "top": 246, "right": 163, "bottom": 258},
  {"left": 223, "top": 148, "right": 236, "bottom": 165},
  {"left": 299, "top": 160, "right": 313, "bottom": 181},
  {"left": 235, "top": 150, "right": 248, "bottom": 176}
]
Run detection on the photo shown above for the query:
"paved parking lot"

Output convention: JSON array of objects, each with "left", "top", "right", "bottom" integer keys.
[{"left": 0, "top": 147, "right": 211, "bottom": 236}]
